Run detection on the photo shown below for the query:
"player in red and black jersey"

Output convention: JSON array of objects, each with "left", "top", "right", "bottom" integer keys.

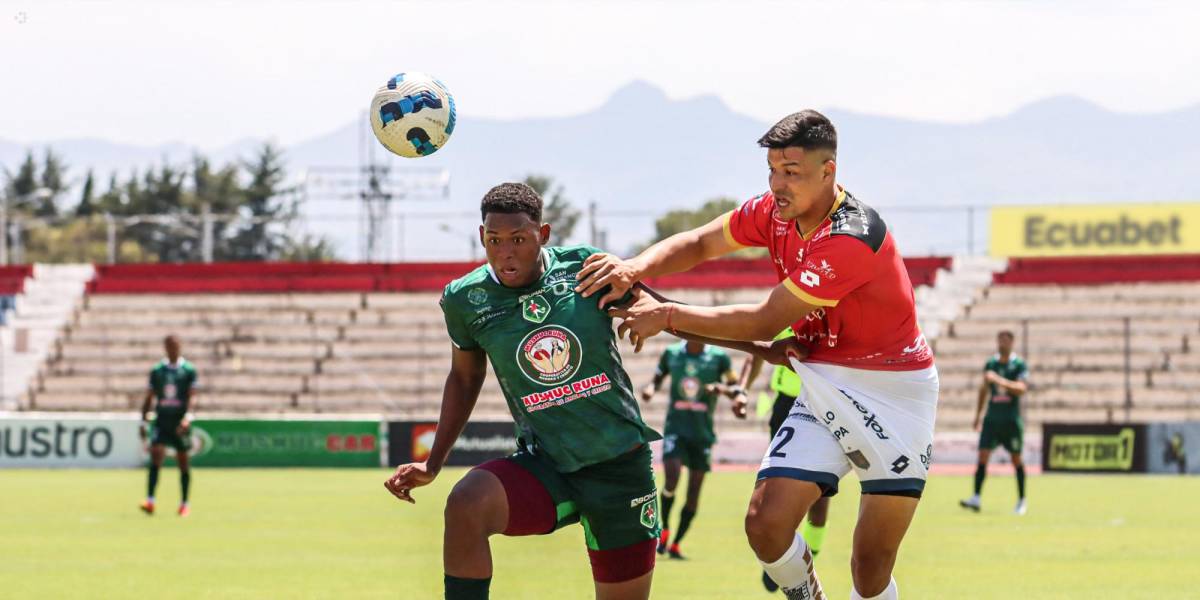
[{"left": 577, "top": 111, "right": 937, "bottom": 600}]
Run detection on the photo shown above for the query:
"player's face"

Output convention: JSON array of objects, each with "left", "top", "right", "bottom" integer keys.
[
  {"left": 164, "top": 337, "right": 181, "bottom": 361},
  {"left": 997, "top": 334, "right": 1014, "bottom": 354},
  {"left": 767, "top": 147, "right": 836, "bottom": 222},
  {"left": 685, "top": 341, "right": 705, "bottom": 354},
  {"left": 480, "top": 212, "right": 551, "bottom": 288}
]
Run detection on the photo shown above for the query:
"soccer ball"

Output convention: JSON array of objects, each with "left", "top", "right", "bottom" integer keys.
[{"left": 369, "top": 72, "right": 456, "bottom": 158}]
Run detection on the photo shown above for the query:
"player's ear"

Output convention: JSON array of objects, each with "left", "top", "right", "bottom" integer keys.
[
  {"left": 539, "top": 223, "right": 551, "bottom": 245},
  {"left": 477, "top": 225, "right": 486, "bottom": 247},
  {"left": 822, "top": 157, "right": 836, "bottom": 182}
]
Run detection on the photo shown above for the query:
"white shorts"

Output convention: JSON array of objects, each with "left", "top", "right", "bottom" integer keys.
[{"left": 758, "top": 360, "right": 939, "bottom": 497}]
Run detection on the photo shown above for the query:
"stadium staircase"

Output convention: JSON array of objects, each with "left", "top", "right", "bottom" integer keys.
[
  {"left": 934, "top": 255, "right": 1200, "bottom": 431},
  {"left": 25, "top": 257, "right": 954, "bottom": 433},
  {"left": 1, "top": 264, "right": 94, "bottom": 410}
]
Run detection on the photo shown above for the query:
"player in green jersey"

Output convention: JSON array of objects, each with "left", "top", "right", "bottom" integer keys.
[
  {"left": 640, "top": 340, "right": 741, "bottom": 559},
  {"left": 383, "top": 183, "right": 665, "bottom": 600},
  {"left": 738, "top": 327, "right": 832, "bottom": 593},
  {"left": 960, "top": 330, "right": 1030, "bottom": 515},
  {"left": 138, "top": 335, "right": 198, "bottom": 517}
]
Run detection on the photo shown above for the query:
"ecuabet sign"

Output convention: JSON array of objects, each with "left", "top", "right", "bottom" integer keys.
[{"left": 990, "top": 203, "right": 1200, "bottom": 257}]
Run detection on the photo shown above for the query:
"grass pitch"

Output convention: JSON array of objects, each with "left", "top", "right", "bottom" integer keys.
[{"left": 3, "top": 468, "right": 1198, "bottom": 598}]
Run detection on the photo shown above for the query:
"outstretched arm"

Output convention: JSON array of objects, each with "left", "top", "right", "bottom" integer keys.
[
  {"left": 575, "top": 213, "right": 741, "bottom": 308},
  {"left": 384, "top": 345, "right": 488, "bottom": 504}
]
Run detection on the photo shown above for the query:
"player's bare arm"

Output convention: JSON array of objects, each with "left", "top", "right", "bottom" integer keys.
[
  {"left": 575, "top": 213, "right": 739, "bottom": 308},
  {"left": 641, "top": 371, "right": 666, "bottom": 402},
  {"left": 139, "top": 389, "right": 154, "bottom": 439},
  {"left": 973, "top": 376, "right": 990, "bottom": 431},
  {"left": 986, "top": 371, "right": 1028, "bottom": 395},
  {"left": 384, "top": 345, "right": 487, "bottom": 504},
  {"left": 610, "top": 284, "right": 816, "bottom": 349}
]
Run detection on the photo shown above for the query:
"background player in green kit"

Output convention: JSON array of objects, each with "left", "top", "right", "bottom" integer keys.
[
  {"left": 138, "top": 335, "right": 198, "bottom": 517},
  {"left": 640, "top": 340, "right": 741, "bottom": 559},
  {"left": 738, "top": 327, "right": 832, "bottom": 593},
  {"left": 383, "top": 183, "right": 663, "bottom": 600},
  {"left": 961, "top": 330, "right": 1030, "bottom": 515}
]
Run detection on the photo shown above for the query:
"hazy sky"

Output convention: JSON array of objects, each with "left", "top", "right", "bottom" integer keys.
[{"left": 3, "top": 0, "right": 1199, "bottom": 148}]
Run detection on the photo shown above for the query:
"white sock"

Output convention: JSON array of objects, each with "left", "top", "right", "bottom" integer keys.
[
  {"left": 147, "top": 496, "right": 155, "bottom": 503},
  {"left": 760, "top": 533, "right": 824, "bottom": 598},
  {"left": 851, "top": 577, "right": 898, "bottom": 600}
]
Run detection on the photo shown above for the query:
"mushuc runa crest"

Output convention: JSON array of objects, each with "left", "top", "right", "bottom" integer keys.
[{"left": 523, "top": 294, "right": 550, "bottom": 323}]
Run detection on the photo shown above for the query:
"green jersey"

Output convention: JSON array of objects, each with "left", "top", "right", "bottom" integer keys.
[
  {"left": 984, "top": 354, "right": 1027, "bottom": 422},
  {"left": 148, "top": 359, "right": 198, "bottom": 423},
  {"left": 440, "top": 246, "right": 660, "bottom": 473},
  {"left": 656, "top": 342, "right": 732, "bottom": 444}
]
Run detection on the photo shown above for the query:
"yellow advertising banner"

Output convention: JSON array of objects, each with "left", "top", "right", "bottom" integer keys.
[{"left": 990, "top": 203, "right": 1200, "bottom": 257}]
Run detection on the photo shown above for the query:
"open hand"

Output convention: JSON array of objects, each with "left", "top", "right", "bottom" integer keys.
[
  {"left": 384, "top": 462, "right": 437, "bottom": 504},
  {"left": 607, "top": 288, "right": 669, "bottom": 353},
  {"left": 576, "top": 253, "right": 641, "bottom": 308}
]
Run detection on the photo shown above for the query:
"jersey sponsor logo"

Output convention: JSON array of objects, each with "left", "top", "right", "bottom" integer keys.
[
  {"left": 920, "top": 444, "right": 933, "bottom": 469},
  {"left": 517, "top": 325, "right": 582, "bottom": 385},
  {"left": 891, "top": 455, "right": 911, "bottom": 474},
  {"left": 848, "top": 397, "right": 890, "bottom": 440},
  {"left": 798, "top": 270, "right": 820, "bottom": 288},
  {"left": 520, "top": 372, "right": 612, "bottom": 412},
  {"left": 638, "top": 497, "right": 659, "bottom": 529},
  {"left": 681, "top": 376, "right": 701, "bottom": 399},
  {"left": 521, "top": 293, "right": 552, "bottom": 323},
  {"left": 805, "top": 258, "right": 838, "bottom": 280},
  {"left": 467, "top": 287, "right": 488, "bottom": 306},
  {"left": 630, "top": 490, "right": 656, "bottom": 508},
  {"left": 671, "top": 400, "right": 709, "bottom": 412}
]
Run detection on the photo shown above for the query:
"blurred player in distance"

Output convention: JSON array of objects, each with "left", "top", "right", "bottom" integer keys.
[
  {"left": 737, "top": 327, "right": 832, "bottom": 593},
  {"left": 961, "top": 330, "right": 1030, "bottom": 515},
  {"left": 383, "top": 183, "right": 668, "bottom": 600},
  {"left": 139, "top": 334, "right": 198, "bottom": 517},
  {"left": 578, "top": 110, "right": 938, "bottom": 600},
  {"left": 641, "top": 339, "right": 743, "bottom": 560}
]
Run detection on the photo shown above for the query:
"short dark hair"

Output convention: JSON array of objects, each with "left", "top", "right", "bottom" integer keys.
[
  {"left": 998, "top": 330, "right": 1015, "bottom": 340},
  {"left": 480, "top": 182, "right": 542, "bottom": 223},
  {"left": 757, "top": 110, "right": 837, "bottom": 157}
]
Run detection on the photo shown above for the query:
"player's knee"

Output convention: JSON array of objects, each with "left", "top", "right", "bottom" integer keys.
[
  {"left": 684, "top": 497, "right": 699, "bottom": 513},
  {"left": 444, "top": 477, "right": 500, "bottom": 535},
  {"left": 850, "top": 546, "right": 898, "bottom": 582},
  {"left": 744, "top": 505, "right": 790, "bottom": 556}
]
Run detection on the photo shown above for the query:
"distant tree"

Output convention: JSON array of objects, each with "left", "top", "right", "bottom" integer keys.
[
  {"left": 75, "top": 170, "right": 96, "bottom": 217},
  {"left": 645, "top": 196, "right": 765, "bottom": 257},
  {"left": 36, "top": 148, "right": 68, "bottom": 217},
  {"left": 225, "top": 143, "right": 292, "bottom": 261},
  {"left": 523, "top": 174, "right": 580, "bottom": 246},
  {"left": 4, "top": 151, "right": 40, "bottom": 211},
  {"left": 281, "top": 234, "right": 339, "bottom": 262}
]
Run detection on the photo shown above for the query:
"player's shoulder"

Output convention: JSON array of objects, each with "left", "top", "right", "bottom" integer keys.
[
  {"left": 828, "top": 189, "right": 888, "bottom": 252},
  {"left": 442, "top": 264, "right": 492, "bottom": 305},
  {"left": 548, "top": 244, "right": 603, "bottom": 265},
  {"left": 705, "top": 345, "right": 730, "bottom": 358}
]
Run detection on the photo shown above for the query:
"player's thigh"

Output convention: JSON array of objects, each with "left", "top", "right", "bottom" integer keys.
[
  {"left": 175, "top": 448, "right": 190, "bottom": 470},
  {"left": 570, "top": 446, "right": 659, "bottom": 584},
  {"left": 797, "top": 363, "right": 937, "bottom": 497},
  {"left": 149, "top": 444, "right": 166, "bottom": 465},
  {"left": 469, "top": 452, "right": 569, "bottom": 537},
  {"left": 852, "top": 493, "right": 919, "bottom": 559},
  {"left": 595, "top": 569, "right": 653, "bottom": 600}
]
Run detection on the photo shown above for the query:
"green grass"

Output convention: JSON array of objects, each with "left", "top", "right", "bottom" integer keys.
[{"left": 3, "top": 468, "right": 1198, "bottom": 598}]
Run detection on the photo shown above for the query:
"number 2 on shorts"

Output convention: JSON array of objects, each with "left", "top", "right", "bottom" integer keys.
[{"left": 769, "top": 426, "right": 795, "bottom": 458}]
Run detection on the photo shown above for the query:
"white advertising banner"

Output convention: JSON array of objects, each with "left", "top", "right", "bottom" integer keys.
[{"left": 0, "top": 413, "right": 144, "bottom": 468}]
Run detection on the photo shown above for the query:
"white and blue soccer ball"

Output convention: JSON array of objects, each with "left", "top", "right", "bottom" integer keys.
[{"left": 369, "top": 72, "right": 456, "bottom": 158}]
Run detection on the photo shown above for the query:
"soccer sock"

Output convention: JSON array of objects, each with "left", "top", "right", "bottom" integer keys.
[
  {"left": 851, "top": 577, "right": 898, "bottom": 600},
  {"left": 1015, "top": 465, "right": 1026, "bottom": 499},
  {"left": 180, "top": 469, "right": 191, "bottom": 503},
  {"left": 660, "top": 490, "right": 676, "bottom": 532},
  {"left": 444, "top": 574, "right": 490, "bottom": 600},
  {"left": 759, "top": 532, "right": 823, "bottom": 598},
  {"left": 147, "top": 465, "right": 160, "bottom": 499},
  {"left": 973, "top": 462, "right": 986, "bottom": 496},
  {"left": 674, "top": 508, "right": 696, "bottom": 545},
  {"left": 801, "top": 521, "right": 828, "bottom": 557}
]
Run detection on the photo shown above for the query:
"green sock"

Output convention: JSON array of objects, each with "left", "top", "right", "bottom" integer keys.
[
  {"left": 445, "top": 575, "right": 490, "bottom": 600},
  {"left": 801, "top": 521, "right": 828, "bottom": 557}
]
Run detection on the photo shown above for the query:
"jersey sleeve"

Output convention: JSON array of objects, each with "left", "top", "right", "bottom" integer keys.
[
  {"left": 1015, "top": 360, "right": 1029, "bottom": 381},
  {"left": 655, "top": 349, "right": 671, "bottom": 379},
  {"left": 722, "top": 194, "right": 773, "bottom": 248},
  {"left": 440, "top": 289, "right": 480, "bottom": 351},
  {"left": 719, "top": 352, "right": 733, "bottom": 375},
  {"left": 782, "top": 235, "right": 877, "bottom": 307}
]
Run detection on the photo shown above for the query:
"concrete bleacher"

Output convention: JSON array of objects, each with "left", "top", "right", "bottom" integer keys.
[
  {"left": 27, "top": 255, "right": 1108, "bottom": 434},
  {"left": 934, "top": 255, "right": 1200, "bottom": 430}
]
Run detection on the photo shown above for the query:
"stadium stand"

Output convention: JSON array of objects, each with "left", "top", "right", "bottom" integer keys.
[
  {"left": 1, "top": 265, "right": 94, "bottom": 410},
  {"left": 27, "top": 258, "right": 969, "bottom": 434},
  {"left": 935, "top": 254, "right": 1200, "bottom": 430}
]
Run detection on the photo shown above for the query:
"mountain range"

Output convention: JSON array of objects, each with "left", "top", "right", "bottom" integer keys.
[{"left": 4, "top": 81, "right": 1199, "bottom": 259}]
